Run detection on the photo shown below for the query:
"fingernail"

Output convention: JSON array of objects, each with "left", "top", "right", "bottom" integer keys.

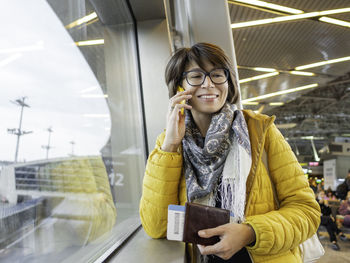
[{"left": 198, "top": 231, "right": 205, "bottom": 236}]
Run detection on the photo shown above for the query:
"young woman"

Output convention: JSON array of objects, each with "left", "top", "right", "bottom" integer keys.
[
  {"left": 318, "top": 190, "right": 347, "bottom": 250},
  {"left": 140, "top": 43, "right": 320, "bottom": 262}
]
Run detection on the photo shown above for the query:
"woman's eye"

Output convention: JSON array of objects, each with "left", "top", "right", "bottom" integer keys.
[{"left": 190, "top": 75, "right": 202, "bottom": 79}]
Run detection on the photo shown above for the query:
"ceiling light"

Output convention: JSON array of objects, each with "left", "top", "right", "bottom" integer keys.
[
  {"left": 252, "top": 67, "right": 277, "bottom": 72},
  {"left": 275, "top": 123, "right": 297, "bottom": 129},
  {"left": 65, "top": 12, "right": 98, "bottom": 29},
  {"left": 289, "top": 71, "right": 315, "bottom": 76},
  {"left": 320, "top": 7, "right": 350, "bottom": 16},
  {"left": 242, "top": 102, "right": 259, "bottom": 105},
  {"left": 231, "top": 7, "right": 350, "bottom": 29},
  {"left": 295, "top": 56, "right": 350, "bottom": 70},
  {"left": 242, "top": 83, "right": 318, "bottom": 102},
  {"left": 300, "top": 136, "right": 324, "bottom": 140},
  {"left": 80, "top": 86, "right": 99, "bottom": 93},
  {"left": 239, "top": 72, "right": 279, "bottom": 83},
  {"left": 0, "top": 53, "right": 22, "bottom": 67},
  {"left": 269, "top": 102, "right": 284, "bottom": 106},
  {"left": 229, "top": 0, "right": 303, "bottom": 14},
  {"left": 319, "top": 16, "right": 350, "bottom": 27},
  {"left": 75, "top": 39, "right": 104, "bottom": 46},
  {"left": 237, "top": 65, "right": 277, "bottom": 72}
]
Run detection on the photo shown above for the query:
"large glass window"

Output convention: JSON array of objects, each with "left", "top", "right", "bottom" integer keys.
[{"left": 0, "top": 0, "right": 145, "bottom": 262}]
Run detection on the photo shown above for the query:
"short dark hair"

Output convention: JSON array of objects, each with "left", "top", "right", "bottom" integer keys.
[{"left": 164, "top": 42, "right": 238, "bottom": 104}]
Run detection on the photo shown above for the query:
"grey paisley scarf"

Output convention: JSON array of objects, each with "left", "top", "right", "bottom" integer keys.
[{"left": 182, "top": 102, "right": 251, "bottom": 207}]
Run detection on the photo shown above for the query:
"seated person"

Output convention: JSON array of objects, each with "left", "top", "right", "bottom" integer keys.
[
  {"left": 325, "top": 188, "right": 337, "bottom": 201},
  {"left": 336, "top": 171, "right": 350, "bottom": 200},
  {"left": 339, "top": 191, "right": 350, "bottom": 227},
  {"left": 318, "top": 191, "right": 347, "bottom": 250}
]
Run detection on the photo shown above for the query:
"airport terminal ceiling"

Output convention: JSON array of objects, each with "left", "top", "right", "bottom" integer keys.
[
  {"left": 227, "top": 0, "right": 350, "bottom": 160},
  {"left": 128, "top": 0, "right": 350, "bottom": 161},
  {"left": 49, "top": 0, "right": 350, "bottom": 160}
]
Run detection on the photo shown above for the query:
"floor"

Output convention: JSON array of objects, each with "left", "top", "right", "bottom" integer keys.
[{"left": 317, "top": 231, "right": 350, "bottom": 262}]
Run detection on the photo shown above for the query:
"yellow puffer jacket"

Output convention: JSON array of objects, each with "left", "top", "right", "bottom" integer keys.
[{"left": 140, "top": 110, "right": 321, "bottom": 263}]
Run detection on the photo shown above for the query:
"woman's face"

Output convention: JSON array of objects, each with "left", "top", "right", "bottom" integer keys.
[
  {"left": 319, "top": 191, "right": 325, "bottom": 200},
  {"left": 181, "top": 60, "right": 229, "bottom": 115}
]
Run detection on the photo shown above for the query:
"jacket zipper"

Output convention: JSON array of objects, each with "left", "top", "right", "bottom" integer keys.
[{"left": 247, "top": 251, "right": 255, "bottom": 263}]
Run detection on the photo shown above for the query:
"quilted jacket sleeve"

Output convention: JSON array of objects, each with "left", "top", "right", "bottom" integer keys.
[
  {"left": 139, "top": 132, "right": 183, "bottom": 238},
  {"left": 245, "top": 124, "right": 321, "bottom": 255}
]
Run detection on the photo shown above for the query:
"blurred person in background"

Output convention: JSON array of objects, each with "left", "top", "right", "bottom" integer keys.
[
  {"left": 325, "top": 187, "right": 337, "bottom": 201},
  {"left": 317, "top": 190, "right": 347, "bottom": 250},
  {"left": 309, "top": 178, "right": 318, "bottom": 195},
  {"left": 339, "top": 191, "right": 350, "bottom": 228}
]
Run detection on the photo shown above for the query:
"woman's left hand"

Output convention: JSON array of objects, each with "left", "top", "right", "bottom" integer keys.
[{"left": 197, "top": 223, "right": 255, "bottom": 260}]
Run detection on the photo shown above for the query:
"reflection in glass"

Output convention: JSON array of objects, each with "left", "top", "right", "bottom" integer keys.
[{"left": 1, "top": 0, "right": 144, "bottom": 262}]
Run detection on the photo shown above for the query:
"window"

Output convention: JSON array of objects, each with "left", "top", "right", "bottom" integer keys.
[{"left": 0, "top": 0, "right": 145, "bottom": 262}]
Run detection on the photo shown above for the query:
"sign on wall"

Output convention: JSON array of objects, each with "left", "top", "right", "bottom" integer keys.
[{"left": 323, "top": 159, "right": 337, "bottom": 190}]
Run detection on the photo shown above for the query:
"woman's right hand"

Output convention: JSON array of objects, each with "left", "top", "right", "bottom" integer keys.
[{"left": 161, "top": 90, "right": 192, "bottom": 152}]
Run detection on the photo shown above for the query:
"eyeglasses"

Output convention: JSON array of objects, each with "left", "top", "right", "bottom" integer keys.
[{"left": 183, "top": 68, "right": 229, "bottom": 86}]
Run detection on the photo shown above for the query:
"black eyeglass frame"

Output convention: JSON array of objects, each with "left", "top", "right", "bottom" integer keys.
[{"left": 182, "top": 68, "right": 229, "bottom": 86}]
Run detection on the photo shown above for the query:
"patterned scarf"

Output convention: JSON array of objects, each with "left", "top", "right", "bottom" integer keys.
[{"left": 182, "top": 102, "right": 252, "bottom": 223}]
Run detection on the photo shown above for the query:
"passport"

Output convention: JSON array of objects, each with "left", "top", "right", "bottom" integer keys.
[{"left": 182, "top": 202, "right": 230, "bottom": 245}]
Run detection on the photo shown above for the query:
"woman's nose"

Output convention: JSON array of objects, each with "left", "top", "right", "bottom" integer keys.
[{"left": 201, "top": 75, "right": 214, "bottom": 88}]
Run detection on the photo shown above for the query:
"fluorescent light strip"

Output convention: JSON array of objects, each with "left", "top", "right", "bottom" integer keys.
[
  {"left": 242, "top": 102, "right": 259, "bottom": 105},
  {"left": 231, "top": 7, "right": 350, "bottom": 28},
  {"left": 80, "top": 86, "right": 99, "bottom": 93},
  {"left": 319, "top": 16, "right": 350, "bottom": 27},
  {"left": 239, "top": 72, "right": 279, "bottom": 83},
  {"left": 231, "top": 0, "right": 303, "bottom": 14},
  {"left": 0, "top": 53, "right": 22, "bottom": 67},
  {"left": 237, "top": 65, "right": 277, "bottom": 72},
  {"left": 295, "top": 56, "right": 350, "bottom": 70},
  {"left": 66, "top": 12, "right": 98, "bottom": 29},
  {"left": 289, "top": 71, "right": 315, "bottom": 76},
  {"left": 242, "top": 83, "right": 318, "bottom": 102},
  {"left": 239, "top": 65, "right": 316, "bottom": 77},
  {"left": 269, "top": 102, "right": 284, "bottom": 106},
  {"left": 252, "top": 67, "right": 277, "bottom": 72},
  {"left": 76, "top": 39, "right": 104, "bottom": 46}
]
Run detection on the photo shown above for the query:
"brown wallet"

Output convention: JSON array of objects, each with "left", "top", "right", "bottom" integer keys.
[{"left": 183, "top": 202, "right": 230, "bottom": 246}]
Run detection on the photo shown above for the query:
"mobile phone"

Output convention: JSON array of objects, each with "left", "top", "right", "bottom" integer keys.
[{"left": 177, "top": 86, "right": 185, "bottom": 115}]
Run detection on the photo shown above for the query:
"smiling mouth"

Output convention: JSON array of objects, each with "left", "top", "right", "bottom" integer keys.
[{"left": 197, "top": 94, "right": 219, "bottom": 99}]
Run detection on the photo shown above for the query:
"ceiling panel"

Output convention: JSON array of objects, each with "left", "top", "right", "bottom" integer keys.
[
  {"left": 229, "top": 0, "right": 350, "bottom": 159},
  {"left": 330, "top": 13, "right": 350, "bottom": 20},
  {"left": 229, "top": 4, "right": 277, "bottom": 23},
  {"left": 233, "top": 20, "right": 350, "bottom": 71}
]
